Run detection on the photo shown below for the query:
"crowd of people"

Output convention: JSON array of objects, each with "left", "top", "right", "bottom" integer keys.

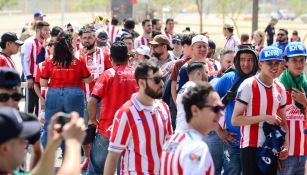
[{"left": 0, "top": 11, "right": 306, "bottom": 175}]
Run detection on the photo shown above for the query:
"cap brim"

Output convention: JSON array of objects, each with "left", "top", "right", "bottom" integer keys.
[
  {"left": 19, "top": 121, "right": 41, "bottom": 140},
  {"left": 260, "top": 58, "right": 283, "bottom": 62},
  {"left": 149, "top": 41, "right": 159, "bottom": 45},
  {"left": 15, "top": 40, "right": 24, "bottom": 45}
]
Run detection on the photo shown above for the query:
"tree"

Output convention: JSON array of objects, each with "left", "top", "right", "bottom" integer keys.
[
  {"left": 215, "top": 0, "right": 250, "bottom": 37},
  {"left": 195, "top": 0, "right": 204, "bottom": 33},
  {"left": 0, "top": 0, "right": 18, "bottom": 10}
]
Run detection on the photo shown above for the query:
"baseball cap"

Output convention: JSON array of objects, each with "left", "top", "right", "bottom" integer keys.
[
  {"left": 136, "top": 45, "right": 150, "bottom": 57},
  {"left": 191, "top": 35, "right": 208, "bottom": 46},
  {"left": 223, "top": 23, "right": 234, "bottom": 29},
  {"left": 96, "top": 29, "right": 108, "bottom": 46},
  {"left": 149, "top": 34, "right": 170, "bottom": 46},
  {"left": 284, "top": 42, "right": 307, "bottom": 58},
  {"left": 1, "top": 32, "right": 23, "bottom": 45},
  {"left": 34, "top": 11, "right": 46, "bottom": 18},
  {"left": 0, "top": 107, "right": 40, "bottom": 144},
  {"left": 208, "top": 40, "right": 216, "bottom": 49},
  {"left": 259, "top": 46, "right": 283, "bottom": 62},
  {"left": 0, "top": 67, "right": 21, "bottom": 88}
]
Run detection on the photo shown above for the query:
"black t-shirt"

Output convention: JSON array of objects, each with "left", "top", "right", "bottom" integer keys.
[{"left": 265, "top": 25, "right": 275, "bottom": 45}]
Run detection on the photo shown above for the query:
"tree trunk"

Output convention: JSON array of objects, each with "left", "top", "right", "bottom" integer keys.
[
  {"left": 252, "top": 0, "right": 259, "bottom": 34},
  {"left": 195, "top": 0, "right": 203, "bottom": 33}
]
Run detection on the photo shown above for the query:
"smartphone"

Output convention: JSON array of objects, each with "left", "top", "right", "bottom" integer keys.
[{"left": 57, "top": 113, "right": 71, "bottom": 126}]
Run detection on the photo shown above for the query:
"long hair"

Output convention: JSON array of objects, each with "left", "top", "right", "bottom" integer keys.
[{"left": 53, "top": 31, "right": 74, "bottom": 68}]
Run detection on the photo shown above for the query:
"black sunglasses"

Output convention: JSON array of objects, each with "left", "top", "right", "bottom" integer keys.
[
  {"left": 141, "top": 76, "right": 163, "bottom": 84},
  {"left": 67, "top": 28, "right": 74, "bottom": 33},
  {"left": 172, "top": 39, "right": 181, "bottom": 45},
  {"left": 277, "top": 33, "right": 285, "bottom": 36},
  {"left": 202, "top": 105, "right": 225, "bottom": 113},
  {"left": 0, "top": 93, "right": 24, "bottom": 102}
]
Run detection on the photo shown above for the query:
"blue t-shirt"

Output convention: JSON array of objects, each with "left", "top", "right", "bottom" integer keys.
[
  {"left": 272, "top": 42, "right": 289, "bottom": 53},
  {"left": 214, "top": 71, "right": 246, "bottom": 147},
  {"left": 176, "top": 64, "right": 188, "bottom": 93}
]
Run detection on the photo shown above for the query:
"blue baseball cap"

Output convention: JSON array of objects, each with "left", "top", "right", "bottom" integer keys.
[
  {"left": 284, "top": 42, "right": 307, "bottom": 58},
  {"left": 259, "top": 46, "right": 283, "bottom": 62},
  {"left": 34, "top": 11, "right": 46, "bottom": 18}
]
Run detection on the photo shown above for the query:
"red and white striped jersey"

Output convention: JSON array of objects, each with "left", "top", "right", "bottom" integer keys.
[
  {"left": 106, "top": 25, "right": 119, "bottom": 43},
  {"left": 134, "top": 35, "right": 149, "bottom": 48},
  {"left": 161, "top": 129, "right": 215, "bottom": 175},
  {"left": 236, "top": 75, "right": 287, "bottom": 148},
  {"left": 21, "top": 37, "right": 45, "bottom": 78},
  {"left": 82, "top": 47, "right": 112, "bottom": 100},
  {"left": 109, "top": 96, "right": 173, "bottom": 174},
  {"left": 283, "top": 89, "right": 307, "bottom": 156},
  {"left": 0, "top": 52, "right": 15, "bottom": 69},
  {"left": 224, "top": 34, "right": 240, "bottom": 52}
]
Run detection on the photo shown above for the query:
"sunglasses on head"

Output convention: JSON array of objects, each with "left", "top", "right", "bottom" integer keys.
[
  {"left": 202, "top": 104, "right": 225, "bottom": 113},
  {"left": 0, "top": 93, "right": 24, "bottom": 102},
  {"left": 142, "top": 76, "right": 163, "bottom": 84}
]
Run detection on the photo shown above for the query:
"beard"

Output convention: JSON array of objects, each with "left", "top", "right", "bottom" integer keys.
[
  {"left": 84, "top": 43, "right": 95, "bottom": 50},
  {"left": 145, "top": 82, "right": 163, "bottom": 99},
  {"left": 152, "top": 52, "right": 162, "bottom": 58}
]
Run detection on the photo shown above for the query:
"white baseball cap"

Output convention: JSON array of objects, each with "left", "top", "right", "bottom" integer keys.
[
  {"left": 136, "top": 45, "right": 150, "bottom": 57},
  {"left": 191, "top": 35, "right": 209, "bottom": 46}
]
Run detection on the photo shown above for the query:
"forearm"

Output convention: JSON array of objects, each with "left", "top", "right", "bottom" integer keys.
[
  {"left": 57, "top": 139, "right": 82, "bottom": 175},
  {"left": 171, "top": 81, "right": 177, "bottom": 103},
  {"left": 30, "top": 142, "right": 58, "bottom": 175},
  {"left": 232, "top": 115, "right": 266, "bottom": 126},
  {"left": 104, "top": 151, "right": 121, "bottom": 175},
  {"left": 88, "top": 98, "right": 98, "bottom": 122},
  {"left": 34, "top": 84, "right": 44, "bottom": 100},
  {"left": 29, "top": 140, "right": 43, "bottom": 170}
]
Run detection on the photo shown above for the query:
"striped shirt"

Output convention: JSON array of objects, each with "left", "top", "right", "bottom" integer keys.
[
  {"left": 106, "top": 25, "right": 120, "bottom": 43},
  {"left": 134, "top": 36, "right": 149, "bottom": 48},
  {"left": 0, "top": 52, "right": 15, "bottom": 69},
  {"left": 109, "top": 96, "right": 173, "bottom": 174},
  {"left": 161, "top": 129, "right": 215, "bottom": 175},
  {"left": 284, "top": 89, "right": 307, "bottom": 156},
  {"left": 236, "top": 75, "right": 286, "bottom": 148}
]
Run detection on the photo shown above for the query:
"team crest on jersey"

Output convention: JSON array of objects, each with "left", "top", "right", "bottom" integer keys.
[
  {"left": 189, "top": 153, "right": 201, "bottom": 162},
  {"left": 162, "top": 141, "right": 179, "bottom": 152},
  {"left": 87, "top": 59, "right": 93, "bottom": 66}
]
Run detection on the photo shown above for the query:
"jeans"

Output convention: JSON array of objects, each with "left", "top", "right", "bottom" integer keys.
[
  {"left": 223, "top": 144, "right": 241, "bottom": 175},
  {"left": 278, "top": 156, "right": 306, "bottom": 175},
  {"left": 204, "top": 131, "right": 224, "bottom": 175},
  {"left": 86, "top": 132, "right": 110, "bottom": 175},
  {"left": 41, "top": 87, "right": 85, "bottom": 147}
]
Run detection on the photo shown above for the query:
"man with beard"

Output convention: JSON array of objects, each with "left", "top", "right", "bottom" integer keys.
[
  {"left": 86, "top": 42, "right": 138, "bottom": 175},
  {"left": 79, "top": 24, "right": 112, "bottom": 170},
  {"left": 134, "top": 19, "right": 152, "bottom": 48},
  {"left": 104, "top": 60, "right": 173, "bottom": 175},
  {"left": 21, "top": 21, "right": 50, "bottom": 116},
  {"left": 149, "top": 34, "right": 175, "bottom": 80},
  {"left": 164, "top": 18, "right": 175, "bottom": 41},
  {"left": 272, "top": 28, "right": 289, "bottom": 53},
  {"left": 152, "top": 18, "right": 162, "bottom": 31},
  {"left": 80, "top": 25, "right": 112, "bottom": 101}
]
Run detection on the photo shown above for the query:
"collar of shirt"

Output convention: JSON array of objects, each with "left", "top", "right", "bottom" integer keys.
[
  {"left": 185, "top": 128, "right": 205, "bottom": 140},
  {"left": 131, "top": 95, "right": 159, "bottom": 113}
]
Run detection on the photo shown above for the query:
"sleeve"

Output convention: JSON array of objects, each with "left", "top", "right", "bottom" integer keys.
[
  {"left": 176, "top": 66, "right": 188, "bottom": 93},
  {"left": 264, "top": 25, "right": 269, "bottom": 32},
  {"left": 279, "top": 83, "right": 287, "bottom": 108},
  {"left": 134, "top": 37, "right": 139, "bottom": 49},
  {"left": 0, "top": 57, "right": 8, "bottom": 67},
  {"left": 181, "top": 143, "right": 215, "bottom": 175},
  {"left": 108, "top": 109, "right": 131, "bottom": 153},
  {"left": 163, "top": 102, "right": 173, "bottom": 136},
  {"left": 79, "top": 59, "right": 91, "bottom": 78},
  {"left": 91, "top": 71, "right": 111, "bottom": 101},
  {"left": 40, "top": 59, "right": 51, "bottom": 79},
  {"left": 170, "top": 61, "right": 179, "bottom": 81},
  {"left": 21, "top": 40, "right": 33, "bottom": 79},
  {"left": 103, "top": 51, "right": 112, "bottom": 69},
  {"left": 235, "top": 79, "right": 252, "bottom": 105},
  {"left": 35, "top": 65, "right": 41, "bottom": 83},
  {"left": 214, "top": 73, "right": 229, "bottom": 98}
]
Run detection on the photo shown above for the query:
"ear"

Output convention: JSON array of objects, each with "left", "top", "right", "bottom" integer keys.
[
  {"left": 0, "top": 143, "right": 8, "bottom": 155},
  {"left": 258, "top": 62, "right": 262, "bottom": 70},
  {"left": 138, "top": 79, "right": 146, "bottom": 89},
  {"left": 190, "top": 105, "right": 199, "bottom": 118}
]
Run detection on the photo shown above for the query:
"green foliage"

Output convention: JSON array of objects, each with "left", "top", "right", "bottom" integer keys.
[
  {"left": 289, "top": 0, "right": 304, "bottom": 16},
  {"left": 73, "top": 0, "right": 110, "bottom": 11},
  {"left": 0, "top": 0, "right": 18, "bottom": 10}
]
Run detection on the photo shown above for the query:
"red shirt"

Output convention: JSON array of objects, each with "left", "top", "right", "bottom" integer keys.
[
  {"left": 0, "top": 52, "right": 15, "bottom": 69},
  {"left": 41, "top": 57, "right": 90, "bottom": 88},
  {"left": 91, "top": 64, "right": 138, "bottom": 137}
]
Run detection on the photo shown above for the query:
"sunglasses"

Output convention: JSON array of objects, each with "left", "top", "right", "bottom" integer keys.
[
  {"left": 151, "top": 44, "right": 162, "bottom": 48},
  {"left": 0, "top": 93, "right": 24, "bottom": 102},
  {"left": 277, "top": 33, "right": 285, "bottom": 36},
  {"left": 202, "top": 104, "right": 225, "bottom": 113},
  {"left": 67, "top": 28, "right": 74, "bottom": 33},
  {"left": 172, "top": 39, "right": 181, "bottom": 45},
  {"left": 142, "top": 76, "right": 163, "bottom": 84}
]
